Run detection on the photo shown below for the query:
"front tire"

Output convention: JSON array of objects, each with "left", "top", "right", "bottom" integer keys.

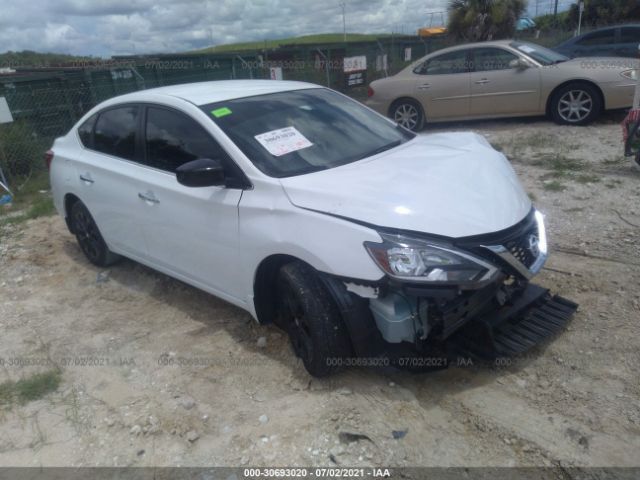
[
  {"left": 391, "top": 99, "right": 425, "bottom": 132},
  {"left": 70, "top": 201, "right": 120, "bottom": 267},
  {"left": 277, "top": 262, "right": 352, "bottom": 377},
  {"left": 550, "top": 83, "right": 602, "bottom": 125}
]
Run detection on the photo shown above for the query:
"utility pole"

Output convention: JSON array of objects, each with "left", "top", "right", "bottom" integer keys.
[
  {"left": 340, "top": 1, "right": 346, "bottom": 43},
  {"left": 553, "top": 0, "right": 558, "bottom": 16}
]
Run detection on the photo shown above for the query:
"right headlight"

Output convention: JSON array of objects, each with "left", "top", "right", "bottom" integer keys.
[
  {"left": 364, "top": 232, "right": 498, "bottom": 286},
  {"left": 621, "top": 69, "right": 638, "bottom": 81}
]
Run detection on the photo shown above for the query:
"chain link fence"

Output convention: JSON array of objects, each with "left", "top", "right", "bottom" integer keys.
[{"left": 0, "top": 36, "right": 446, "bottom": 192}]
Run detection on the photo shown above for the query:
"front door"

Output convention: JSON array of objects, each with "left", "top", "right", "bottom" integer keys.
[
  {"left": 136, "top": 105, "right": 244, "bottom": 301},
  {"left": 469, "top": 47, "right": 541, "bottom": 116}
]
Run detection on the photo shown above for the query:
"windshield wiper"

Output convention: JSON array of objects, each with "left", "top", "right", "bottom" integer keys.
[{"left": 358, "top": 139, "right": 403, "bottom": 160}]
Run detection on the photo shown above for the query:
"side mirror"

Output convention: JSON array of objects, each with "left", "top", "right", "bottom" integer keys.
[
  {"left": 509, "top": 58, "right": 530, "bottom": 69},
  {"left": 176, "top": 158, "right": 225, "bottom": 187}
]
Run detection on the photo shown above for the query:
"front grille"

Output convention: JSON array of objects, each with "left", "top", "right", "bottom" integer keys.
[
  {"left": 504, "top": 223, "right": 539, "bottom": 269},
  {"left": 455, "top": 209, "right": 542, "bottom": 277}
]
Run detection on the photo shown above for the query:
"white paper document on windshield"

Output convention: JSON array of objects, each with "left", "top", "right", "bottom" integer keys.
[{"left": 254, "top": 126, "right": 313, "bottom": 157}]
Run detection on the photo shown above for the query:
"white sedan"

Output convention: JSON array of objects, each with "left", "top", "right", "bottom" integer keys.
[{"left": 49, "top": 80, "right": 576, "bottom": 376}]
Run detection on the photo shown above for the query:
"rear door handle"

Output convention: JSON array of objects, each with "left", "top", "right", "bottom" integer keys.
[
  {"left": 418, "top": 83, "right": 431, "bottom": 90},
  {"left": 475, "top": 79, "right": 490, "bottom": 85},
  {"left": 79, "top": 173, "right": 94, "bottom": 184},
  {"left": 138, "top": 191, "right": 160, "bottom": 204}
]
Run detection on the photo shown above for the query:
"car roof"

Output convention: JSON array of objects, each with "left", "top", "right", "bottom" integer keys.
[
  {"left": 427, "top": 39, "right": 518, "bottom": 56},
  {"left": 109, "top": 80, "right": 319, "bottom": 106}
]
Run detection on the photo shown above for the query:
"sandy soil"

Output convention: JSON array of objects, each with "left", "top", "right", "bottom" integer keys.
[{"left": 0, "top": 114, "right": 639, "bottom": 468}]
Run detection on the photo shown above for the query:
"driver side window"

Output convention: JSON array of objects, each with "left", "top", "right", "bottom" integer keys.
[
  {"left": 416, "top": 50, "right": 469, "bottom": 75},
  {"left": 144, "top": 107, "right": 227, "bottom": 173}
]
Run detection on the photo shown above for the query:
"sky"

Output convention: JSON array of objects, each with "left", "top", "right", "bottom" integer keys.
[{"left": 0, "top": 0, "right": 574, "bottom": 57}]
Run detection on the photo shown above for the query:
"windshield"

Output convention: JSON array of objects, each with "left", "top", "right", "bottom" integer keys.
[
  {"left": 510, "top": 41, "right": 569, "bottom": 66},
  {"left": 201, "top": 88, "right": 414, "bottom": 178}
]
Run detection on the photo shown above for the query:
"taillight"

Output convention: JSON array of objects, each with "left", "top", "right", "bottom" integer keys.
[
  {"left": 44, "top": 150, "right": 54, "bottom": 170},
  {"left": 367, "top": 86, "right": 374, "bottom": 98}
]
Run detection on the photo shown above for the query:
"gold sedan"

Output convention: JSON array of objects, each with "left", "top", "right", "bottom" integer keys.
[{"left": 366, "top": 40, "right": 637, "bottom": 131}]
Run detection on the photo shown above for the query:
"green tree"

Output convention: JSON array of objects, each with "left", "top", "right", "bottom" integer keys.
[
  {"left": 448, "top": 0, "right": 527, "bottom": 41},
  {"left": 566, "top": 0, "right": 640, "bottom": 28}
]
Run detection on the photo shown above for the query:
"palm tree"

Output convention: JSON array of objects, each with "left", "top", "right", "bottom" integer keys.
[{"left": 448, "top": 0, "right": 527, "bottom": 41}]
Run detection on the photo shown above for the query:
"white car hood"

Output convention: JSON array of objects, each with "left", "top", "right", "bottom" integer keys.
[{"left": 279, "top": 132, "right": 532, "bottom": 238}]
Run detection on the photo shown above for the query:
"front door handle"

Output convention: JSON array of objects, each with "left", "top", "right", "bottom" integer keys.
[
  {"left": 79, "top": 173, "right": 94, "bottom": 184},
  {"left": 138, "top": 192, "right": 160, "bottom": 204},
  {"left": 475, "top": 79, "right": 490, "bottom": 85},
  {"left": 418, "top": 83, "right": 431, "bottom": 90}
]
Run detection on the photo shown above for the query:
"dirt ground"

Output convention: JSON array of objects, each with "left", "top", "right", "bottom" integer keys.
[{"left": 0, "top": 114, "right": 639, "bottom": 468}]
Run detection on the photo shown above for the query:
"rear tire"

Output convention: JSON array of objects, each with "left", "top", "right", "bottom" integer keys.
[
  {"left": 277, "top": 261, "right": 352, "bottom": 377},
  {"left": 390, "top": 99, "right": 425, "bottom": 132},
  {"left": 550, "top": 83, "right": 602, "bottom": 126},
  {"left": 70, "top": 201, "right": 120, "bottom": 267}
]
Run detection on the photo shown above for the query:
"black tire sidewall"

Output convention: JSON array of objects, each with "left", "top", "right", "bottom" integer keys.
[
  {"left": 278, "top": 262, "right": 352, "bottom": 377},
  {"left": 70, "top": 201, "right": 115, "bottom": 267},
  {"left": 551, "top": 84, "right": 601, "bottom": 126}
]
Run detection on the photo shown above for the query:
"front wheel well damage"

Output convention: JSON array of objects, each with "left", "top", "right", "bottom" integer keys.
[{"left": 252, "top": 254, "right": 302, "bottom": 325}]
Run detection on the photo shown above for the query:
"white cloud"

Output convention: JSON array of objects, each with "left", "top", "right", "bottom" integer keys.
[{"left": 0, "top": 0, "right": 456, "bottom": 56}]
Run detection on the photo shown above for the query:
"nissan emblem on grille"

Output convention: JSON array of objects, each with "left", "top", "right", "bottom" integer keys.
[{"left": 527, "top": 234, "right": 540, "bottom": 258}]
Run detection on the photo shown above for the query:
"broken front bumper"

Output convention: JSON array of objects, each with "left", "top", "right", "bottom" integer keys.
[{"left": 449, "top": 283, "right": 578, "bottom": 359}]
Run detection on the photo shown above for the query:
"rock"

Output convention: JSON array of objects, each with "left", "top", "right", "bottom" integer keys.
[
  {"left": 392, "top": 429, "right": 407, "bottom": 439},
  {"left": 105, "top": 417, "right": 115, "bottom": 427},
  {"left": 179, "top": 396, "right": 196, "bottom": 410},
  {"left": 330, "top": 445, "right": 345, "bottom": 456},
  {"left": 388, "top": 382, "right": 396, "bottom": 387},
  {"left": 186, "top": 430, "right": 200, "bottom": 443},
  {"left": 259, "top": 414, "right": 269, "bottom": 424},
  {"left": 337, "top": 388, "right": 353, "bottom": 396},
  {"left": 240, "top": 456, "right": 249, "bottom": 465},
  {"left": 256, "top": 336, "right": 267, "bottom": 348},
  {"left": 96, "top": 271, "right": 110, "bottom": 283},
  {"left": 130, "top": 425, "right": 142, "bottom": 435},
  {"left": 137, "top": 449, "right": 145, "bottom": 456}
]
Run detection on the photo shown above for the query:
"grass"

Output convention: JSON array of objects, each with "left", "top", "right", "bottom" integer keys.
[
  {"left": 575, "top": 174, "right": 600, "bottom": 184},
  {"left": 0, "top": 370, "right": 62, "bottom": 406},
  {"left": 0, "top": 171, "right": 55, "bottom": 226},
  {"left": 192, "top": 32, "right": 393, "bottom": 53},
  {"left": 543, "top": 180, "right": 567, "bottom": 192}
]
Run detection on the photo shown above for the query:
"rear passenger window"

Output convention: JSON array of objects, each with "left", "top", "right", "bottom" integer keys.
[
  {"left": 620, "top": 27, "right": 640, "bottom": 44},
  {"left": 94, "top": 106, "right": 139, "bottom": 161},
  {"left": 77, "top": 114, "right": 96, "bottom": 148},
  {"left": 577, "top": 30, "right": 615, "bottom": 46},
  {"left": 145, "top": 107, "right": 227, "bottom": 172}
]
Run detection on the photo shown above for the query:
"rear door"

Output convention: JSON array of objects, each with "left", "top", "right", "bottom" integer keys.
[
  {"left": 135, "top": 105, "right": 244, "bottom": 300},
  {"left": 75, "top": 105, "right": 149, "bottom": 258},
  {"left": 618, "top": 27, "right": 640, "bottom": 57},
  {"left": 469, "top": 47, "right": 541, "bottom": 116},
  {"left": 571, "top": 29, "right": 617, "bottom": 57},
  {"left": 413, "top": 49, "right": 471, "bottom": 120}
]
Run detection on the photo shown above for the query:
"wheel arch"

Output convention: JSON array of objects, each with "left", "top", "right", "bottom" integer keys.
[
  {"left": 63, "top": 193, "right": 82, "bottom": 234},
  {"left": 545, "top": 80, "right": 606, "bottom": 116},
  {"left": 252, "top": 253, "right": 307, "bottom": 325},
  {"left": 388, "top": 96, "right": 426, "bottom": 119}
]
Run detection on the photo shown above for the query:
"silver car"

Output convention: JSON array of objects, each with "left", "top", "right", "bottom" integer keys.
[{"left": 367, "top": 40, "right": 637, "bottom": 130}]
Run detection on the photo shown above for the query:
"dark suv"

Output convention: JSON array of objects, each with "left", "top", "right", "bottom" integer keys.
[{"left": 554, "top": 25, "right": 640, "bottom": 58}]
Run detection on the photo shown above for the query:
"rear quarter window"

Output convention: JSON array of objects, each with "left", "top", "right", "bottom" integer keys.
[
  {"left": 93, "top": 106, "right": 139, "bottom": 161},
  {"left": 77, "top": 114, "right": 97, "bottom": 148}
]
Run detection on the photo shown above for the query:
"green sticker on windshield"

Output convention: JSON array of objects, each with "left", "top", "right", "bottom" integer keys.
[{"left": 211, "top": 107, "right": 232, "bottom": 118}]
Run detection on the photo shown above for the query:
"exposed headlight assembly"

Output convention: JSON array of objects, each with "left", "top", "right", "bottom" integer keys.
[
  {"left": 365, "top": 233, "right": 498, "bottom": 286},
  {"left": 621, "top": 69, "right": 638, "bottom": 81}
]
